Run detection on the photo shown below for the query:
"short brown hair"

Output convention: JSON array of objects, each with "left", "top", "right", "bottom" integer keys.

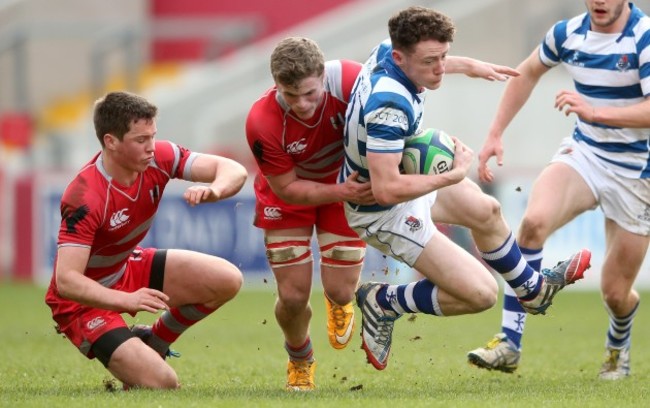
[
  {"left": 388, "top": 6, "right": 455, "bottom": 54},
  {"left": 93, "top": 91, "right": 158, "bottom": 147},
  {"left": 270, "top": 37, "right": 325, "bottom": 88}
]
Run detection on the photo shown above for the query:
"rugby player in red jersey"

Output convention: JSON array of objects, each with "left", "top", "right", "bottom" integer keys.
[
  {"left": 45, "top": 91, "right": 248, "bottom": 389},
  {"left": 245, "top": 37, "right": 375, "bottom": 391}
]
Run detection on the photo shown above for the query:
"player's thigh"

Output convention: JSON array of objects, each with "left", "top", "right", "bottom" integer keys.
[
  {"left": 108, "top": 337, "right": 178, "bottom": 389},
  {"left": 525, "top": 162, "right": 596, "bottom": 231},
  {"left": 414, "top": 232, "right": 497, "bottom": 301},
  {"left": 266, "top": 227, "right": 315, "bottom": 302},
  {"left": 315, "top": 205, "right": 365, "bottom": 297},
  {"left": 163, "top": 249, "right": 242, "bottom": 307},
  {"left": 316, "top": 231, "right": 364, "bottom": 302},
  {"left": 431, "top": 178, "right": 500, "bottom": 228}
]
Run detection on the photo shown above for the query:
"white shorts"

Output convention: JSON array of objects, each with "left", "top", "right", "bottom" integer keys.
[
  {"left": 552, "top": 137, "right": 650, "bottom": 236},
  {"left": 344, "top": 191, "right": 438, "bottom": 266}
]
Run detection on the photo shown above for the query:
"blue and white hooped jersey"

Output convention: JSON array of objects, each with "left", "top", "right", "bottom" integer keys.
[
  {"left": 541, "top": 3, "right": 650, "bottom": 178},
  {"left": 340, "top": 40, "right": 425, "bottom": 210}
]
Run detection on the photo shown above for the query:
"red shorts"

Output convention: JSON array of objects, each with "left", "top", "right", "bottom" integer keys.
[
  {"left": 253, "top": 180, "right": 358, "bottom": 237},
  {"left": 45, "top": 247, "right": 161, "bottom": 359}
]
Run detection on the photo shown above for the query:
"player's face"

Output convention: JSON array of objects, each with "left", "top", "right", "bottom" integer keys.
[
  {"left": 276, "top": 75, "right": 325, "bottom": 120},
  {"left": 394, "top": 40, "right": 449, "bottom": 91},
  {"left": 114, "top": 118, "right": 156, "bottom": 173},
  {"left": 586, "top": 0, "right": 629, "bottom": 32}
]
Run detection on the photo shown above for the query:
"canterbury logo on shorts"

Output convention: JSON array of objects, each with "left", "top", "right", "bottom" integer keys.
[
  {"left": 264, "top": 207, "right": 282, "bottom": 220},
  {"left": 86, "top": 316, "right": 106, "bottom": 331}
]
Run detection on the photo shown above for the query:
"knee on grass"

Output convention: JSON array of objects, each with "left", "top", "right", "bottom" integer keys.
[{"left": 127, "top": 368, "right": 180, "bottom": 390}]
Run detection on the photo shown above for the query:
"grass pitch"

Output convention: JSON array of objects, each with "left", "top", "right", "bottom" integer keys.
[{"left": 1, "top": 281, "right": 649, "bottom": 407}]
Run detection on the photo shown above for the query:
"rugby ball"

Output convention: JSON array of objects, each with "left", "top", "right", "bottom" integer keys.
[{"left": 401, "top": 128, "right": 455, "bottom": 175}]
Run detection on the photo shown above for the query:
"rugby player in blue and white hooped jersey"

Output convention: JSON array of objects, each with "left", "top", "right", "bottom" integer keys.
[
  {"left": 470, "top": 0, "right": 650, "bottom": 380},
  {"left": 340, "top": 5, "right": 592, "bottom": 372}
]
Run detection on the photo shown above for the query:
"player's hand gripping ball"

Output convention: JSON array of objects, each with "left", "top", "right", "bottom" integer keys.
[{"left": 401, "top": 128, "right": 455, "bottom": 175}]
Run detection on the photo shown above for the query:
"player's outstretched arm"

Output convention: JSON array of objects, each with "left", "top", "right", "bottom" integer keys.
[
  {"left": 446, "top": 56, "right": 520, "bottom": 81},
  {"left": 184, "top": 154, "right": 248, "bottom": 206}
]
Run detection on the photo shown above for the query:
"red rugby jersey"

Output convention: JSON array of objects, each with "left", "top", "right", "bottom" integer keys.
[
  {"left": 50, "top": 140, "right": 197, "bottom": 285},
  {"left": 246, "top": 60, "right": 362, "bottom": 192}
]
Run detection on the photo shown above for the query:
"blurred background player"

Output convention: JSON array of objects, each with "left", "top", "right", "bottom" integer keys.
[
  {"left": 341, "top": 6, "right": 592, "bottom": 371},
  {"left": 469, "top": 0, "right": 650, "bottom": 380},
  {"left": 245, "top": 37, "right": 374, "bottom": 390},
  {"left": 45, "top": 91, "right": 247, "bottom": 389}
]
